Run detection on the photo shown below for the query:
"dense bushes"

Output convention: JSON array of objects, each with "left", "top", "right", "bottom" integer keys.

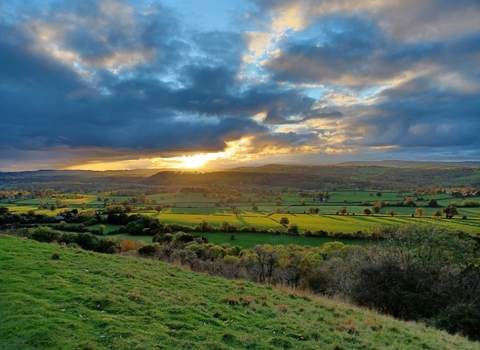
[
  {"left": 322, "top": 225, "right": 480, "bottom": 340},
  {"left": 430, "top": 304, "right": 480, "bottom": 341},
  {"left": 27, "top": 226, "right": 120, "bottom": 254}
]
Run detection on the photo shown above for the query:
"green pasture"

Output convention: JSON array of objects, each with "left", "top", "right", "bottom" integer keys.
[
  {"left": 269, "top": 213, "right": 480, "bottom": 235},
  {"left": 201, "top": 232, "right": 366, "bottom": 249},
  {"left": 4, "top": 194, "right": 98, "bottom": 206},
  {"left": 108, "top": 232, "right": 366, "bottom": 249},
  {"left": 89, "top": 223, "right": 120, "bottom": 234},
  {"left": 3, "top": 190, "right": 480, "bottom": 237},
  {"left": 326, "top": 190, "right": 405, "bottom": 203},
  {"left": 109, "top": 208, "right": 480, "bottom": 236},
  {"left": 157, "top": 213, "right": 283, "bottom": 229}
]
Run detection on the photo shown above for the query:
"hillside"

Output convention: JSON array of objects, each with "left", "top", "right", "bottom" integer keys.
[
  {"left": 2, "top": 162, "right": 480, "bottom": 191},
  {"left": 1, "top": 236, "right": 478, "bottom": 350}
]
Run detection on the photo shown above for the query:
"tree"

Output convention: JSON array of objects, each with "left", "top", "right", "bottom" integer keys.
[
  {"left": 279, "top": 217, "right": 289, "bottom": 226},
  {"left": 154, "top": 205, "right": 163, "bottom": 214},
  {"left": 433, "top": 210, "right": 443, "bottom": 218},
  {"left": 376, "top": 191, "right": 382, "bottom": 197},
  {"left": 387, "top": 210, "right": 396, "bottom": 217},
  {"left": 250, "top": 245, "right": 279, "bottom": 283},
  {"left": 405, "top": 197, "right": 416, "bottom": 206},
  {"left": 443, "top": 206, "right": 459, "bottom": 219},
  {"left": 415, "top": 208, "right": 425, "bottom": 217},
  {"left": 372, "top": 203, "right": 382, "bottom": 213},
  {"left": 195, "top": 220, "right": 211, "bottom": 232},
  {"left": 338, "top": 207, "right": 347, "bottom": 215},
  {"left": 427, "top": 199, "right": 439, "bottom": 207},
  {"left": 287, "top": 223, "right": 299, "bottom": 235},
  {"left": 350, "top": 224, "right": 478, "bottom": 324},
  {"left": 363, "top": 208, "right": 372, "bottom": 216},
  {"left": 252, "top": 205, "right": 258, "bottom": 212},
  {"left": 300, "top": 198, "right": 306, "bottom": 206}
]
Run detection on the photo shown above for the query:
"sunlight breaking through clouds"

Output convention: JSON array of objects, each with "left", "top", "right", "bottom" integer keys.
[{"left": 0, "top": 0, "right": 479, "bottom": 171}]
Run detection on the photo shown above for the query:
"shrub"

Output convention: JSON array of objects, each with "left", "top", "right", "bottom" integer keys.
[
  {"left": 174, "top": 231, "right": 194, "bottom": 243},
  {"left": 120, "top": 240, "right": 140, "bottom": 251},
  {"left": 431, "top": 304, "right": 480, "bottom": 341},
  {"left": 28, "top": 227, "right": 61, "bottom": 243},
  {"left": 138, "top": 243, "right": 159, "bottom": 257},
  {"left": 50, "top": 252, "right": 60, "bottom": 260}
]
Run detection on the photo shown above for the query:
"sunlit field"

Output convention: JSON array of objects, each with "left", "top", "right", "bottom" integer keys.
[{"left": 3, "top": 190, "right": 480, "bottom": 249}]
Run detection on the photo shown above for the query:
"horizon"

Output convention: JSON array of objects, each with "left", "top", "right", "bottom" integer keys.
[
  {"left": 2, "top": 159, "right": 480, "bottom": 174},
  {"left": 1, "top": 0, "right": 479, "bottom": 171}
]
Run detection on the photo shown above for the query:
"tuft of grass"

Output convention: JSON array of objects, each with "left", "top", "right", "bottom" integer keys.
[
  {"left": 221, "top": 295, "right": 239, "bottom": 305},
  {"left": 240, "top": 295, "right": 255, "bottom": 306},
  {"left": 337, "top": 316, "right": 360, "bottom": 334}
]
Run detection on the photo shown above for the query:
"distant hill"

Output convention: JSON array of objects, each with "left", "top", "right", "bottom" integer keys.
[
  {"left": 1, "top": 235, "right": 477, "bottom": 349},
  {"left": 2, "top": 162, "right": 480, "bottom": 191},
  {"left": 336, "top": 160, "right": 480, "bottom": 167}
]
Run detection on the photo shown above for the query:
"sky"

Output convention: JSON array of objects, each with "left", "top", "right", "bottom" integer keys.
[{"left": 0, "top": 0, "right": 479, "bottom": 171}]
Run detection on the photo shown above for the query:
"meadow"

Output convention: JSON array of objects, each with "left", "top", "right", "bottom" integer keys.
[
  {"left": 3, "top": 189, "right": 480, "bottom": 249},
  {"left": 1, "top": 235, "right": 478, "bottom": 350},
  {"left": 109, "top": 231, "right": 367, "bottom": 249}
]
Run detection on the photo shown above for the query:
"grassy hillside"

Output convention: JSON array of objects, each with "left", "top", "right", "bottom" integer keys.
[{"left": 1, "top": 235, "right": 478, "bottom": 350}]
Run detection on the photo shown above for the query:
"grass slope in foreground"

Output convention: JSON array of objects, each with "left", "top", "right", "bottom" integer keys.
[{"left": 1, "top": 236, "right": 477, "bottom": 350}]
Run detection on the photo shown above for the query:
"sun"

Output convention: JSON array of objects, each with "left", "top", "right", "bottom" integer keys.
[{"left": 178, "top": 154, "right": 213, "bottom": 169}]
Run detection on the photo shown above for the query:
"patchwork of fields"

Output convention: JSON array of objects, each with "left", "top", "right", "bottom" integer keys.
[{"left": 2, "top": 190, "right": 480, "bottom": 247}]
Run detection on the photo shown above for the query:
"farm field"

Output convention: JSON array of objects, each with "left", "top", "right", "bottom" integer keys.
[
  {"left": 194, "top": 232, "right": 367, "bottom": 249},
  {"left": 108, "top": 231, "right": 366, "bottom": 249},
  {"left": 3, "top": 190, "right": 480, "bottom": 244}
]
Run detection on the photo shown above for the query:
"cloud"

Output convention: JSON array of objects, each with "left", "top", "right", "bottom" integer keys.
[{"left": 0, "top": 0, "right": 479, "bottom": 170}]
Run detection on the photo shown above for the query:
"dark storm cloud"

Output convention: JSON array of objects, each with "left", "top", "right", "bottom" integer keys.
[
  {"left": 264, "top": 16, "right": 480, "bottom": 88},
  {"left": 264, "top": 16, "right": 387, "bottom": 87},
  {"left": 0, "top": 0, "right": 329, "bottom": 169},
  {"left": 0, "top": 0, "right": 479, "bottom": 170},
  {"left": 333, "top": 77, "right": 480, "bottom": 152},
  {"left": 257, "top": 4, "right": 480, "bottom": 160}
]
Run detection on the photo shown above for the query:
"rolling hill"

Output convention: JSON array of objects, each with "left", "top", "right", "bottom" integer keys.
[{"left": 1, "top": 235, "right": 478, "bottom": 349}]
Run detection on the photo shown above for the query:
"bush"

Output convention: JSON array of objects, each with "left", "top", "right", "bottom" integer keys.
[
  {"left": 431, "top": 304, "right": 480, "bottom": 341},
  {"left": 74, "top": 233, "right": 100, "bottom": 251},
  {"left": 50, "top": 252, "right": 60, "bottom": 260},
  {"left": 138, "top": 244, "right": 159, "bottom": 257},
  {"left": 28, "top": 227, "right": 61, "bottom": 243}
]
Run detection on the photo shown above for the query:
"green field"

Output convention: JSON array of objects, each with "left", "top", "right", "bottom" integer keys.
[
  {"left": 3, "top": 190, "right": 480, "bottom": 242},
  {"left": 198, "top": 232, "right": 366, "bottom": 249},
  {"left": 1, "top": 235, "right": 477, "bottom": 349},
  {"left": 108, "top": 231, "right": 366, "bottom": 249}
]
